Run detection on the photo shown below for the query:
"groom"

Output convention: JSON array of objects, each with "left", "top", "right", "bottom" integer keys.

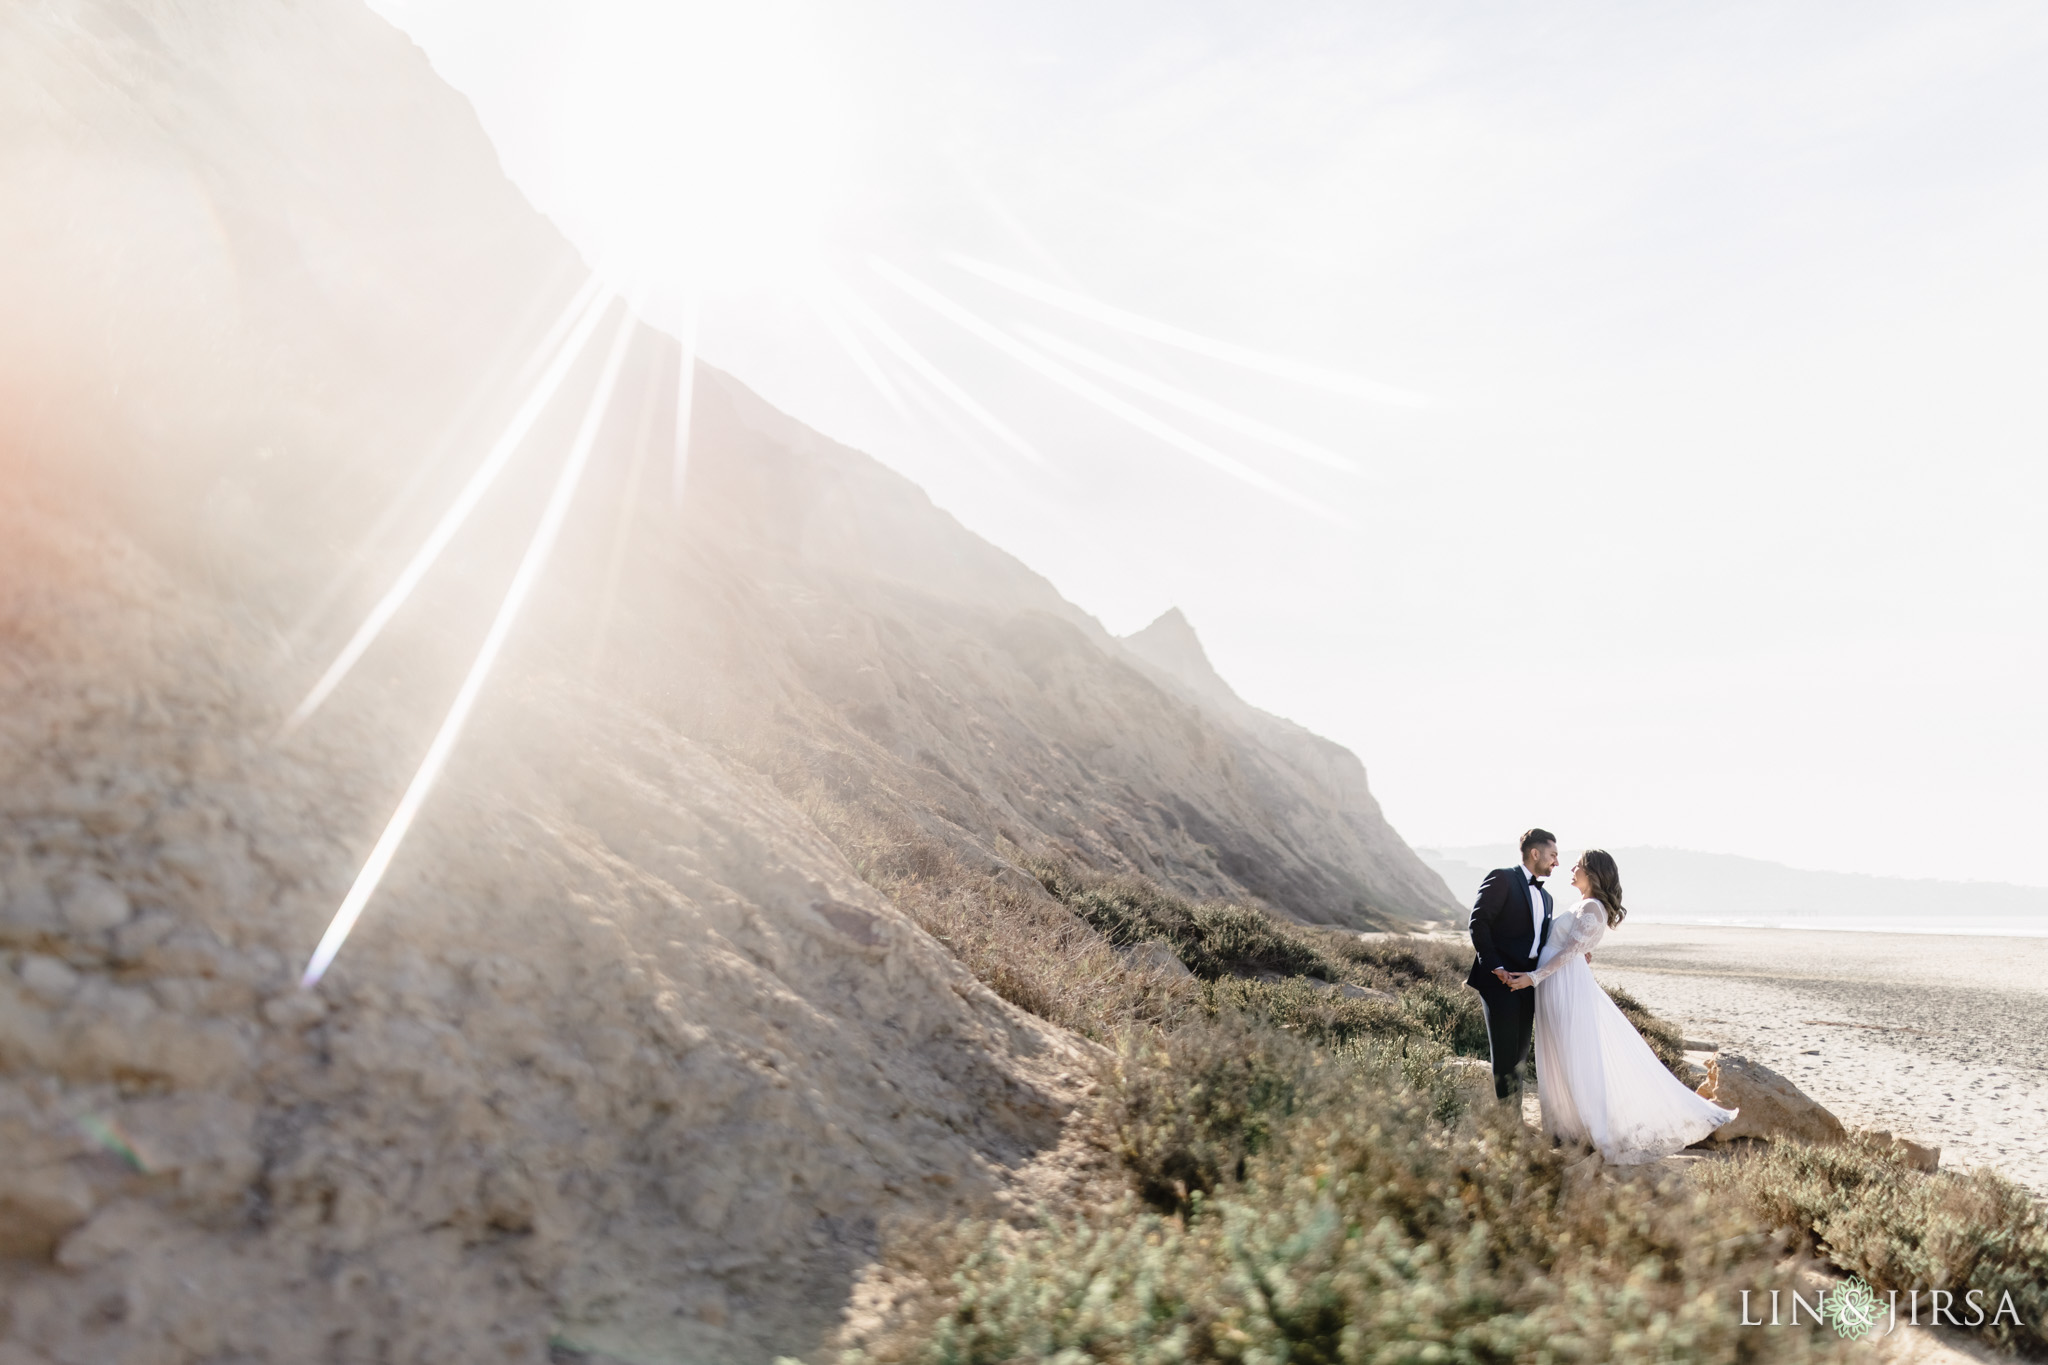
[{"left": 1464, "top": 829, "right": 1558, "bottom": 1102}]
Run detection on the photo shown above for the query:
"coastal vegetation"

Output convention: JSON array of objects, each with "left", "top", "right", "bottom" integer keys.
[
  {"left": 832, "top": 846, "right": 2047, "bottom": 1362},
  {"left": 1697, "top": 1133, "right": 2048, "bottom": 1357}
]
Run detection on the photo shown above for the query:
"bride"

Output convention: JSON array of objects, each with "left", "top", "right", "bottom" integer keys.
[{"left": 1502, "top": 849, "right": 1738, "bottom": 1164}]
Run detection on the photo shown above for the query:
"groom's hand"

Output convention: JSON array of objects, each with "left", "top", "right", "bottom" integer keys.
[{"left": 1492, "top": 967, "right": 1512, "bottom": 984}]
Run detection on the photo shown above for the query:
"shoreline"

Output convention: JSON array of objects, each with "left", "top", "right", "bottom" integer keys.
[
  {"left": 1611, "top": 917, "right": 2046, "bottom": 939},
  {"left": 1588, "top": 923, "right": 2048, "bottom": 1197}
]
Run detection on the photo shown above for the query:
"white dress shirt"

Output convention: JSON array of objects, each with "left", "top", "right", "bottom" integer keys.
[{"left": 1524, "top": 867, "right": 1547, "bottom": 948}]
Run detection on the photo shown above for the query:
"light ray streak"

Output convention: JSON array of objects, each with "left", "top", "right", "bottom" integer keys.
[
  {"left": 672, "top": 291, "right": 699, "bottom": 505},
  {"left": 1013, "top": 323, "right": 1357, "bottom": 475},
  {"left": 960, "top": 171, "right": 1193, "bottom": 388},
  {"left": 587, "top": 336, "right": 664, "bottom": 674},
  {"left": 805, "top": 286, "right": 910, "bottom": 421},
  {"left": 943, "top": 252, "right": 1426, "bottom": 407},
  {"left": 873, "top": 337, "right": 1022, "bottom": 480},
  {"left": 286, "top": 266, "right": 593, "bottom": 650},
  {"left": 817, "top": 276, "right": 1029, "bottom": 483},
  {"left": 516, "top": 274, "right": 606, "bottom": 387},
  {"left": 960, "top": 170, "right": 1077, "bottom": 299},
  {"left": 830, "top": 281, "right": 1049, "bottom": 470},
  {"left": 300, "top": 306, "right": 640, "bottom": 990},
  {"left": 282, "top": 286, "right": 616, "bottom": 733},
  {"left": 871, "top": 259, "right": 1340, "bottom": 522}
]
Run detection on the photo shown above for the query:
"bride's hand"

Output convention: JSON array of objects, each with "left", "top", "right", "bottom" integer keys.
[{"left": 1504, "top": 971, "right": 1533, "bottom": 991}]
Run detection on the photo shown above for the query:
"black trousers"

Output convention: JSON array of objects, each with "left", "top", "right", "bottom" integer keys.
[{"left": 1473, "top": 978, "right": 1535, "bottom": 1100}]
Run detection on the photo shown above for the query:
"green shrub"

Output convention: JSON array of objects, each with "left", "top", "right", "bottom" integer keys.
[
  {"left": 1186, "top": 976, "right": 1491, "bottom": 1069},
  {"left": 1053, "top": 874, "right": 1343, "bottom": 982},
  {"left": 1099, "top": 1017, "right": 1321, "bottom": 1213},
  {"left": 1053, "top": 875, "right": 1196, "bottom": 948},
  {"left": 1181, "top": 899, "right": 1338, "bottom": 979},
  {"left": 1320, "top": 931, "right": 1470, "bottom": 988},
  {"left": 843, "top": 1055, "right": 1848, "bottom": 1365},
  {"left": 1201, "top": 977, "right": 1422, "bottom": 1047},
  {"left": 1094, "top": 1002, "right": 1474, "bottom": 1212},
  {"left": 1694, "top": 1133, "right": 2048, "bottom": 1356},
  {"left": 1396, "top": 978, "right": 1492, "bottom": 1058}
]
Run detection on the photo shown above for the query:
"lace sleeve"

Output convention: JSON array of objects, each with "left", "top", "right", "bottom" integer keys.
[{"left": 1527, "top": 908, "right": 1600, "bottom": 984}]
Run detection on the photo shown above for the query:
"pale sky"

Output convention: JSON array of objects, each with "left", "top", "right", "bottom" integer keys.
[{"left": 367, "top": 0, "right": 2048, "bottom": 888}]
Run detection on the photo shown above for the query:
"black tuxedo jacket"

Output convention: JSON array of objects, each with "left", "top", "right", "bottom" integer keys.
[{"left": 1464, "top": 865, "right": 1554, "bottom": 992}]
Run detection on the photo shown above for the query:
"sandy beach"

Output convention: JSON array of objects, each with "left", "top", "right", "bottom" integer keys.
[{"left": 1586, "top": 922, "right": 2048, "bottom": 1196}]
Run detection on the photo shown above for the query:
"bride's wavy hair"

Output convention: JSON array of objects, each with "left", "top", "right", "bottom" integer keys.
[{"left": 1575, "top": 848, "right": 1627, "bottom": 927}]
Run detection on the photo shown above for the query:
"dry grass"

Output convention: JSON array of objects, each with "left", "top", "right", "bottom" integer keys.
[
  {"left": 777, "top": 822, "right": 2033, "bottom": 1362},
  {"left": 782, "top": 790, "right": 1185, "bottom": 1034}
]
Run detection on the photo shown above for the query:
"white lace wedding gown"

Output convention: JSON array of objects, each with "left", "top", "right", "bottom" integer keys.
[{"left": 1528, "top": 898, "right": 1738, "bottom": 1164}]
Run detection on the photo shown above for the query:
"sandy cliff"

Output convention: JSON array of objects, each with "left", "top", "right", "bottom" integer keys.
[
  {"left": 0, "top": 492, "right": 1090, "bottom": 1362},
  {"left": 1120, "top": 607, "right": 1453, "bottom": 924},
  {"left": 0, "top": 1, "right": 1453, "bottom": 1359},
  {"left": 615, "top": 372, "right": 1456, "bottom": 929}
]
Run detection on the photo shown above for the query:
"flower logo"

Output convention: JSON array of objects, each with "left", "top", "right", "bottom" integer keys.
[{"left": 1824, "top": 1277, "right": 1881, "bottom": 1340}]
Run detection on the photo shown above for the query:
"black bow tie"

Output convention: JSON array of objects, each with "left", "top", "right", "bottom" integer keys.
[{"left": 1530, "top": 877, "right": 1546, "bottom": 888}]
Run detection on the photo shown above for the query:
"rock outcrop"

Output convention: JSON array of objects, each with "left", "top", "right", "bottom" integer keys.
[
  {"left": 1118, "top": 941, "right": 1195, "bottom": 979},
  {"left": 1864, "top": 1130, "right": 1943, "bottom": 1173},
  {"left": 1691, "top": 1054, "right": 1940, "bottom": 1170},
  {"left": 1696, "top": 1053, "right": 1848, "bottom": 1147},
  {"left": 1120, "top": 607, "right": 1456, "bottom": 924},
  {"left": 623, "top": 375, "right": 1457, "bottom": 929}
]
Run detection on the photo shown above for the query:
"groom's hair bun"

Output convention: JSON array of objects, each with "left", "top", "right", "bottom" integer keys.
[{"left": 1519, "top": 828, "right": 1557, "bottom": 855}]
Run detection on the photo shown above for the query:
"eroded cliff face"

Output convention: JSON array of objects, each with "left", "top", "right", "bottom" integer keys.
[
  {"left": 1, "top": 1, "right": 1449, "bottom": 1359},
  {"left": 0, "top": 491, "right": 1093, "bottom": 1362},
  {"left": 1119, "top": 607, "right": 1455, "bottom": 924},
  {"left": 594, "top": 372, "right": 1457, "bottom": 930}
]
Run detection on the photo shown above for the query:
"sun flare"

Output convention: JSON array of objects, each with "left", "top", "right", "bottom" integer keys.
[{"left": 548, "top": 0, "right": 851, "bottom": 301}]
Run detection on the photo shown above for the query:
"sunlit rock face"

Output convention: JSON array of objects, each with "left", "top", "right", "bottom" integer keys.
[
  {"left": 0, "top": 495, "right": 1092, "bottom": 1363},
  {"left": 646, "top": 372, "right": 1458, "bottom": 929},
  {"left": 1119, "top": 605, "right": 1455, "bottom": 924},
  {"left": 0, "top": 1, "right": 1452, "bottom": 1360}
]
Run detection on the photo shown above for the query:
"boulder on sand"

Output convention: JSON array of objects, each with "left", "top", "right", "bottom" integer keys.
[
  {"left": 1695, "top": 1053, "right": 1847, "bottom": 1146},
  {"left": 1865, "top": 1130, "right": 1942, "bottom": 1172}
]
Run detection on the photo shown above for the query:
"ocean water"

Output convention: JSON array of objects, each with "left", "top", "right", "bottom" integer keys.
[{"left": 1625, "top": 912, "right": 2048, "bottom": 937}]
